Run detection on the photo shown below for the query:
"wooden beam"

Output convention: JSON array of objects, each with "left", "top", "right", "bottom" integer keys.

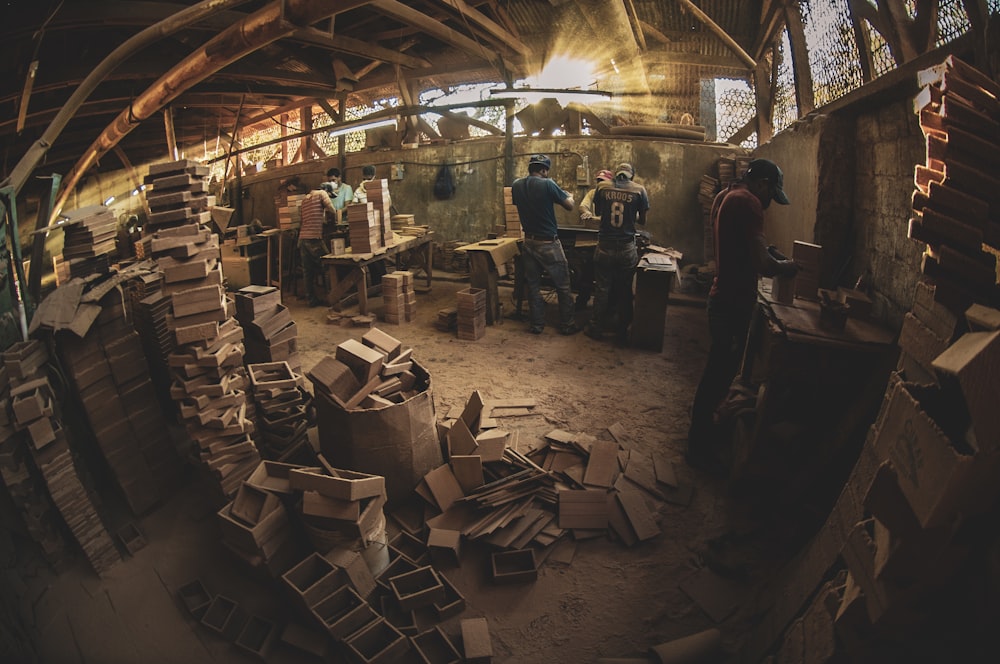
[
  {"left": 753, "top": 0, "right": 787, "bottom": 62},
  {"left": 753, "top": 55, "right": 773, "bottom": 144},
  {"left": 638, "top": 20, "right": 672, "bottom": 46},
  {"left": 436, "top": 0, "right": 530, "bottom": 56},
  {"left": 622, "top": 0, "right": 647, "bottom": 51},
  {"left": 677, "top": 0, "right": 756, "bottom": 69},
  {"left": 370, "top": 0, "right": 513, "bottom": 72},
  {"left": 163, "top": 107, "right": 178, "bottom": 160},
  {"left": 848, "top": 0, "right": 877, "bottom": 83},
  {"left": 292, "top": 25, "right": 430, "bottom": 69},
  {"left": 783, "top": 0, "right": 814, "bottom": 116}
]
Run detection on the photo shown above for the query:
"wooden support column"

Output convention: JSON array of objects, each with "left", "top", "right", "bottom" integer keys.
[
  {"left": 280, "top": 113, "right": 288, "bottom": 166},
  {"left": 163, "top": 107, "right": 178, "bottom": 160},
  {"left": 783, "top": 0, "right": 814, "bottom": 116},
  {"left": 753, "top": 54, "right": 774, "bottom": 145}
]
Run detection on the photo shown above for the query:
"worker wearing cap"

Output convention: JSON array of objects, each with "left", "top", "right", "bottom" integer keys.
[
  {"left": 353, "top": 164, "right": 384, "bottom": 205},
  {"left": 298, "top": 184, "right": 338, "bottom": 307},
  {"left": 511, "top": 154, "right": 580, "bottom": 335},
  {"left": 584, "top": 163, "right": 648, "bottom": 345},
  {"left": 579, "top": 169, "right": 614, "bottom": 223},
  {"left": 686, "top": 158, "right": 799, "bottom": 475},
  {"left": 574, "top": 168, "right": 614, "bottom": 310}
]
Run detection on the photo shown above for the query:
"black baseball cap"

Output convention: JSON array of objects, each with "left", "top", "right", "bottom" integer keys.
[{"left": 745, "top": 158, "right": 789, "bottom": 205}]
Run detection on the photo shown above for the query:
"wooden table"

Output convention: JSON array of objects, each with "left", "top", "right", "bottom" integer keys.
[
  {"left": 630, "top": 256, "right": 677, "bottom": 352},
  {"left": 259, "top": 227, "right": 297, "bottom": 292},
  {"left": 456, "top": 238, "right": 521, "bottom": 325},
  {"left": 733, "top": 294, "right": 897, "bottom": 496},
  {"left": 322, "top": 233, "right": 434, "bottom": 314}
]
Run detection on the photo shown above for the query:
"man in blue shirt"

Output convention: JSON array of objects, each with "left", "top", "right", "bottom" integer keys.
[{"left": 511, "top": 154, "right": 580, "bottom": 335}]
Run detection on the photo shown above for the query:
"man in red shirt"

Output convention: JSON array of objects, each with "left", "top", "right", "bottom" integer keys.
[{"left": 686, "top": 159, "right": 799, "bottom": 475}]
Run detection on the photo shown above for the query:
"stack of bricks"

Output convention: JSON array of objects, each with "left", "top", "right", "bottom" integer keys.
[
  {"left": 456, "top": 287, "right": 486, "bottom": 340},
  {"left": 144, "top": 159, "right": 215, "bottom": 232},
  {"left": 235, "top": 285, "right": 300, "bottom": 371},
  {"left": 58, "top": 293, "right": 181, "bottom": 515},
  {"left": 381, "top": 271, "right": 416, "bottom": 324},
  {"left": 246, "top": 362, "right": 311, "bottom": 463},
  {"left": 4, "top": 341, "right": 120, "bottom": 577},
  {"left": 345, "top": 202, "right": 381, "bottom": 254},
  {"left": 910, "top": 54, "right": 1000, "bottom": 313},
  {"left": 0, "top": 353, "right": 72, "bottom": 571},
  {"left": 277, "top": 193, "right": 306, "bottom": 230},
  {"left": 60, "top": 205, "right": 118, "bottom": 279},
  {"left": 503, "top": 187, "right": 521, "bottom": 237}
]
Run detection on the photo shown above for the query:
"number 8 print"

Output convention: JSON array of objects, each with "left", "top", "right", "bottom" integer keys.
[{"left": 610, "top": 201, "right": 625, "bottom": 227}]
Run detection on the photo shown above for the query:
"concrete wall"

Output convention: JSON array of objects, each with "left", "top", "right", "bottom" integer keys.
[{"left": 235, "top": 136, "right": 742, "bottom": 263}]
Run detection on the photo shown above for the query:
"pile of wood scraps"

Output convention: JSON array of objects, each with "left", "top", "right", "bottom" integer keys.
[
  {"left": 307, "top": 328, "right": 420, "bottom": 411},
  {"left": 59, "top": 205, "right": 118, "bottom": 278}
]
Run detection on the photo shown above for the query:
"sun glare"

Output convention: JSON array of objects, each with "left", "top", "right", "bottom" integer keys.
[{"left": 528, "top": 55, "right": 598, "bottom": 91}]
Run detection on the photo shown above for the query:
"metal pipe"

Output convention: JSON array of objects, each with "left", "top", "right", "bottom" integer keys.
[
  {"left": 51, "top": 0, "right": 373, "bottom": 222},
  {"left": 2, "top": 0, "right": 253, "bottom": 200}
]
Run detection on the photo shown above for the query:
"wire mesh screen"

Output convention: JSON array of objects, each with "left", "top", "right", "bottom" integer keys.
[
  {"left": 868, "top": 22, "right": 897, "bottom": 77},
  {"left": 936, "top": 0, "right": 970, "bottom": 46},
  {"left": 801, "top": 0, "right": 864, "bottom": 108},
  {"left": 716, "top": 79, "right": 756, "bottom": 149},
  {"left": 773, "top": 30, "right": 799, "bottom": 134}
]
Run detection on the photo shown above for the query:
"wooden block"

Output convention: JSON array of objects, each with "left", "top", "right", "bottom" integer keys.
[
  {"left": 290, "top": 465, "right": 385, "bottom": 501},
  {"left": 491, "top": 549, "right": 537, "bottom": 584},
  {"left": 389, "top": 565, "right": 446, "bottom": 611},
  {"left": 474, "top": 429, "right": 508, "bottom": 462},
  {"left": 362, "top": 327, "right": 402, "bottom": 360},
  {"left": 447, "top": 418, "right": 478, "bottom": 457},
  {"left": 336, "top": 339, "right": 385, "bottom": 383},
  {"left": 427, "top": 528, "right": 462, "bottom": 568},
  {"left": 306, "top": 356, "right": 361, "bottom": 405},
  {"left": 461, "top": 617, "right": 493, "bottom": 663}
]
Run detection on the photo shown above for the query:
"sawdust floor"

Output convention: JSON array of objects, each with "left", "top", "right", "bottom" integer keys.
[{"left": 4, "top": 274, "right": 812, "bottom": 664}]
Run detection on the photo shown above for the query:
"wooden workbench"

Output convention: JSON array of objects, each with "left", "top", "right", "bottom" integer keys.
[{"left": 322, "top": 232, "right": 434, "bottom": 314}]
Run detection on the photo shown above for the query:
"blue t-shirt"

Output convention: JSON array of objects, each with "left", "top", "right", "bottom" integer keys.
[
  {"left": 595, "top": 179, "right": 649, "bottom": 238},
  {"left": 511, "top": 174, "right": 568, "bottom": 237}
]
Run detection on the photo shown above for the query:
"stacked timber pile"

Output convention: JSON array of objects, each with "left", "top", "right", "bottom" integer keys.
[
  {"left": 502, "top": 187, "right": 521, "bottom": 238},
  {"left": 142, "top": 159, "right": 261, "bottom": 498},
  {"left": 56, "top": 290, "right": 181, "bottom": 515},
  {"left": 0, "top": 351, "right": 72, "bottom": 571},
  {"left": 455, "top": 287, "right": 486, "bottom": 340},
  {"left": 307, "top": 329, "right": 418, "bottom": 412},
  {"left": 364, "top": 178, "right": 394, "bottom": 247},
  {"left": 235, "top": 285, "right": 300, "bottom": 371},
  {"left": 752, "top": 56, "right": 1000, "bottom": 663},
  {"left": 345, "top": 202, "right": 381, "bottom": 254},
  {"left": 60, "top": 205, "right": 118, "bottom": 279},
  {"left": 277, "top": 193, "right": 306, "bottom": 230},
  {"left": 2, "top": 340, "right": 120, "bottom": 576},
  {"left": 381, "top": 271, "right": 416, "bottom": 324}
]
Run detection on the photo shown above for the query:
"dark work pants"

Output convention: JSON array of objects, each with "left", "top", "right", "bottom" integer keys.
[
  {"left": 687, "top": 297, "right": 754, "bottom": 454},
  {"left": 298, "top": 238, "right": 327, "bottom": 301},
  {"left": 590, "top": 239, "right": 638, "bottom": 338}
]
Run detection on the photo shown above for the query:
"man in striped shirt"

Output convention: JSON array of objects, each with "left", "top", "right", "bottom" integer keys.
[{"left": 298, "top": 185, "right": 337, "bottom": 307}]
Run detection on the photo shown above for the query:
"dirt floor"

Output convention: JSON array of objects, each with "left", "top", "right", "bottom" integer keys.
[{"left": 0, "top": 272, "right": 807, "bottom": 663}]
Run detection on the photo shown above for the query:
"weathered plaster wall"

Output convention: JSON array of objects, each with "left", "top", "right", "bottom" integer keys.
[
  {"left": 754, "top": 101, "right": 924, "bottom": 329},
  {"left": 236, "top": 136, "right": 742, "bottom": 263}
]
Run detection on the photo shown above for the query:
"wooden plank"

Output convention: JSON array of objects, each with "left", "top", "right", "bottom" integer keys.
[
  {"left": 583, "top": 439, "right": 619, "bottom": 488},
  {"left": 557, "top": 489, "right": 607, "bottom": 529},
  {"left": 614, "top": 479, "right": 660, "bottom": 542},
  {"left": 450, "top": 455, "right": 484, "bottom": 494},
  {"left": 424, "top": 465, "right": 465, "bottom": 512}
]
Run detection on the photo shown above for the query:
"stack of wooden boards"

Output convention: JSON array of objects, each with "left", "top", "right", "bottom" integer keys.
[
  {"left": 382, "top": 271, "right": 416, "bottom": 324},
  {"left": 911, "top": 54, "right": 1000, "bottom": 311},
  {"left": 235, "top": 285, "right": 300, "bottom": 371},
  {"left": 246, "top": 362, "right": 311, "bottom": 463},
  {"left": 456, "top": 287, "right": 486, "bottom": 340},
  {"left": 502, "top": 186, "right": 520, "bottom": 237},
  {"left": 60, "top": 205, "right": 118, "bottom": 278},
  {"left": 144, "top": 159, "right": 214, "bottom": 230},
  {"left": 142, "top": 159, "right": 261, "bottom": 498},
  {"left": 57, "top": 291, "right": 181, "bottom": 515},
  {"left": 364, "top": 178, "right": 394, "bottom": 248},
  {"left": 277, "top": 193, "right": 306, "bottom": 230},
  {"left": 345, "top": 202, "right": 381, "bottom": 254},
  {"left": 0, "top": 340, "right": 120, "bottom": 576}
]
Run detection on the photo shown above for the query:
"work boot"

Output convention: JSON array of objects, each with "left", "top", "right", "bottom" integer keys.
[
  {"left": 559, "top": 321, "right": 581, "bottom": 335},
  {"left": 584, "top": 323, "right": 603, "bottom": 341}
]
